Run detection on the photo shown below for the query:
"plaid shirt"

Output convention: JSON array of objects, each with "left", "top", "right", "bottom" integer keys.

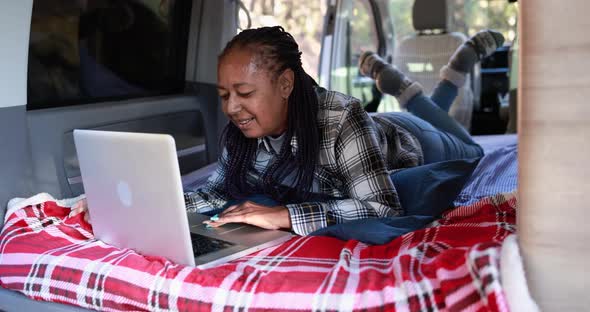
[{"left": 186, "top": 87, "right": 423, "bottom": 235}]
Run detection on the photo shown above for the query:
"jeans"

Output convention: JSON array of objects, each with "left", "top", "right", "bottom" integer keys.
[{"left": 391, "top": 80, "right": 483, "bottom": 164}]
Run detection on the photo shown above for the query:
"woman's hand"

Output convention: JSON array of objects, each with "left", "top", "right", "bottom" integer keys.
[
  {"left": 69, "top": 198, "right": 91, "bottom": 222},
  {"left": 204, "top": 201, "right": 291, "bottom": 230}
]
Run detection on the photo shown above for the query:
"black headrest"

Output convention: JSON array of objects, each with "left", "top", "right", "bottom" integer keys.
[{"left": 412, "top": 0, "right": 448, "bottom": 31}]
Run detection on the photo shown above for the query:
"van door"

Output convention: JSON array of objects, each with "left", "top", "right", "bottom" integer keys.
[{"left": 319, "top": 0, "right": 397, "bottom": 111}]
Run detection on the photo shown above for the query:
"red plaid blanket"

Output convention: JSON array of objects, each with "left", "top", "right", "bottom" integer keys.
[{"left": 0, "top": 192, "right": 515, "bottom": 311}]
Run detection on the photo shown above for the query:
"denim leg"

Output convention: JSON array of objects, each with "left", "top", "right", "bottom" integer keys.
[
  {"left": 405, "top": 92, "right": 478, "bottom": 147},
  {"left": 388, "top": 112, "right": 483, "bottom": 163},
  {"left": 430, "top": 79, "right": 458, "bottom": 112},
  {"left": 392, "top": 85, "right": 483, "bottom": 162}
]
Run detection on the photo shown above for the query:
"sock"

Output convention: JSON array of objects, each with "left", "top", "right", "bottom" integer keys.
[
  {"left": 442, "top": 30, "right": 505, "bottom": 87},
  {"left": 359, "top": 51, "right": 423, "bottom": 107},
  {"left": 449, "top": 29, "right": 505, "bottom": 73}
]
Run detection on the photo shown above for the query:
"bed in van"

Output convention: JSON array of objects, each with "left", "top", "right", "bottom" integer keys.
[{"left": 2, "top": 0, "right": 586, "bottom": 311}]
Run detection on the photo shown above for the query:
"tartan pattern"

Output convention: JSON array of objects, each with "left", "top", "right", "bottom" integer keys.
[
  {"left": 186, "top": 87, "right": 423, "bottom": 235},
  {"left": 1, "top": 192, "right": 515, "bottom": 311}
]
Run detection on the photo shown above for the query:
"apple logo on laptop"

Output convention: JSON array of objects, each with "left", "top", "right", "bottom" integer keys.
[{"left": 117, "top": 181, "right": 133, "bottom": 207}]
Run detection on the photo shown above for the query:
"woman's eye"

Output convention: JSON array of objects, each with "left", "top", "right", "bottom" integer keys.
[
  {"left": 238, "top": 91, "right": 254, "bottom": 97},
  {"left": 219, "top": 93, "right": 229, "bottom": 100}
]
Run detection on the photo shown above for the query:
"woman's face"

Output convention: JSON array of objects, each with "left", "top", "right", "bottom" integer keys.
[{"left": 217, "top": 48, "right": 293, "bottom": 139}]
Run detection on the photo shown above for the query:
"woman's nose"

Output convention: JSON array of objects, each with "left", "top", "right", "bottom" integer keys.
[{"left": 225, "top": 96, "right": 242, "bottom": 115}]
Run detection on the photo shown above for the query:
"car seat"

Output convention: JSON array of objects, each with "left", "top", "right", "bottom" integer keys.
[{"left": 393, "top": 0, "right": 477, "bottom": 130}]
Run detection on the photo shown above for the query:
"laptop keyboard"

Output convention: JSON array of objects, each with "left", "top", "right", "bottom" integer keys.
[{"left": 190, "top": 232, "right": 235, "bottom": 257}]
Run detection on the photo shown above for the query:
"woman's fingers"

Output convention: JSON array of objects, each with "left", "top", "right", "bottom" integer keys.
[
  {"left": 203, "top": 204, "right": 245, "bottom": 227},
  {"left": 221, "top": 207, "right": 252, "bottom": 218},
  {"left": 203, "top": 220, "right": 222, "bottom": 228},
  {"left": 220, "top": 204, "right": 240, "bottom": 216},
  {"left": 220, "top": 201, "right": 257, "bottom": 217},
  {"left": 70, "top": 207, "right": 81, "bottom": 216},
  {"left": 217, "top": 212, "right": 249, "bottom": 224},
  {"left": 203, "top": 202, "right": 255, "bottom": 227},
  {"left": 205, "top": 211, "right": 249, "bottom": 226},
  {"left": 75, "top": 198, "right": 87, "bottom": 209},
  {"left": 69, "top": 199, "right": 90, "bottom": 222},
  {"left": 202, "top": 202, "right": 289, "bottom": 230}
]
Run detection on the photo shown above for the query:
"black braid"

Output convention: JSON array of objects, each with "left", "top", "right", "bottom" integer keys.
[
  {"left": 219, "top": 124, "right": 257, "bottom": 198},
  {"left": 219, "top": 26, "right": 320, "bottom": 202}
]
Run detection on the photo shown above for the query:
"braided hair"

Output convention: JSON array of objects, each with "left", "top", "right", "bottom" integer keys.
[{"left": 218, "top": 26, "right": 320, "bottom": 202}]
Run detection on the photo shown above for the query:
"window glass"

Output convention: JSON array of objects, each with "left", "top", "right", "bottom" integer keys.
[
  {"left": 349, "top": 1, "right": 379, "bottom": 58},
  {"left": 389, "top": 0, "right": 518, "bottom": 42},
  {"left": 451, "top": 0, "right": 518, "bottom": 42},
  {"left": 237, "top": 0, "right": 327, "bottom": 81},
  {"left": 328, "top": 0, "right": 399, "bottom": 113},
  {"left": 330, "top": 0, "right": 380, "bottom": 106},
  {"left": 27, "top": 0, "right": 191, "bottom": 110}
]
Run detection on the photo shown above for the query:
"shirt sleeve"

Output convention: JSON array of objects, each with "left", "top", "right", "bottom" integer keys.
[
  {"left": 286, "top": 100, "right": 402, "bottom": 235},
  {"left": 184, "top": 150, "right": 231, "bottom": 213}
]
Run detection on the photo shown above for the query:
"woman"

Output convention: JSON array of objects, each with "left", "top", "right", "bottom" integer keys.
[
  {"left": 189, "top": 26, "right": 503, "bottom": 235},
  {"left": 74, "top": 26, "right": 504, "bottom": 236}
]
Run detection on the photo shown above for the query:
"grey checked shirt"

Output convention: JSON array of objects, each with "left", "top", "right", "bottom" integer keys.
[{"left": 186, "top": 87, "right": 423, "bottom": 235}]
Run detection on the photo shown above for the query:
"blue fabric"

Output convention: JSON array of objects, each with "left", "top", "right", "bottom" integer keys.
[
  {"left": 217, "top": 158, "right": 480, "bottom": 245},
  {"left": 393, "top": 157, "right": 481, "bottom": 216},
  {"left": 308, "top": 215, "right": 434, "bottom": 245},
  {"left": 310, "top": 157, "right": 480, "bottom": 244},
  {"left": 454, "top": 141, "right": 517, "bottom": 206}
]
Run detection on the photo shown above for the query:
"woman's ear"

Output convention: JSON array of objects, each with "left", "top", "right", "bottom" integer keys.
[{"left": 278, "top": 69, "right": 295, "bottom": 99}]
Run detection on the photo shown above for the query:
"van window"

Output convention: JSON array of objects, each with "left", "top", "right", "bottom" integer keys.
[
  {"left": 237, "top": 0, "right": 327, "bottom": 81},
  {"left": 27, "top": 0, "right": 191, "bottom": 110},
  {"left": 389, "top": 0, "right": 518, "bottom": 42},
  {"left": 329, "top": 0, "right": 380, "bottom": 99}
]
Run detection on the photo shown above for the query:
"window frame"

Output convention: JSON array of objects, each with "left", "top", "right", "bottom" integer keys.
[{"left": 26, "top": 0, "right": 193, "bottom": 111}]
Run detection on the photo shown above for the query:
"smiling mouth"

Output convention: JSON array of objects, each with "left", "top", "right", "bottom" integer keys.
[{"left": 236, "top": 117, "right": 254, "bottom": 127}]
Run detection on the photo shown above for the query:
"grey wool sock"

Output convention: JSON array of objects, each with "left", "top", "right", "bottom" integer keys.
[
  {"left": 442, "top": 29, "right": 506, "bottom": 87},
  {"left": 359, "top": 51, "right": 423, "bottom": 107},
  {"left": 449, "top": 29, "right": 505, "bottom": 73}
]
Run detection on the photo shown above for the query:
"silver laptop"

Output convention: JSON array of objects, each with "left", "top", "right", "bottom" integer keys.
[{"left": 73, "top": 129, "right": 292, "bottom": 268}]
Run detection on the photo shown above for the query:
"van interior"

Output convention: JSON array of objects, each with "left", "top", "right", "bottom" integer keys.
[{"left": 1, "top": 0, "right": 588, "bottom": 311}]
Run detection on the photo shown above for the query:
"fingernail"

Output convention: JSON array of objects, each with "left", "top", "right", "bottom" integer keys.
[{"left": 209, "top": 214, "right": 219, "bottom": 221}]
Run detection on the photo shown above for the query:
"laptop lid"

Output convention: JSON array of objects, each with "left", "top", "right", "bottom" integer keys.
[{"left": 74, "top": 129, "right": 196, "bottom": 266}]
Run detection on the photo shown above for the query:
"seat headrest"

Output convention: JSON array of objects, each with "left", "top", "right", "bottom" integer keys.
[{"left": 412, "top": 0, "right": 448, "bottom": 31}]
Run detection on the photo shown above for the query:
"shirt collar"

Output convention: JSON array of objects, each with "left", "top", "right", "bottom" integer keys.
[
  {"left": 257, "top": 133, "right": 299, "bottom": 155},
  {"left": 257, "top": 137, "right": 273, "bottom": 153}
]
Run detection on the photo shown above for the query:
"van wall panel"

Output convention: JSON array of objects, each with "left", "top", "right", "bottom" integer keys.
[
  {"left": 27, "top": 93, "right": 219, "bottom": 199},
  {"left": 0, "top": 106, "right": 34, "bottom": 228}
]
